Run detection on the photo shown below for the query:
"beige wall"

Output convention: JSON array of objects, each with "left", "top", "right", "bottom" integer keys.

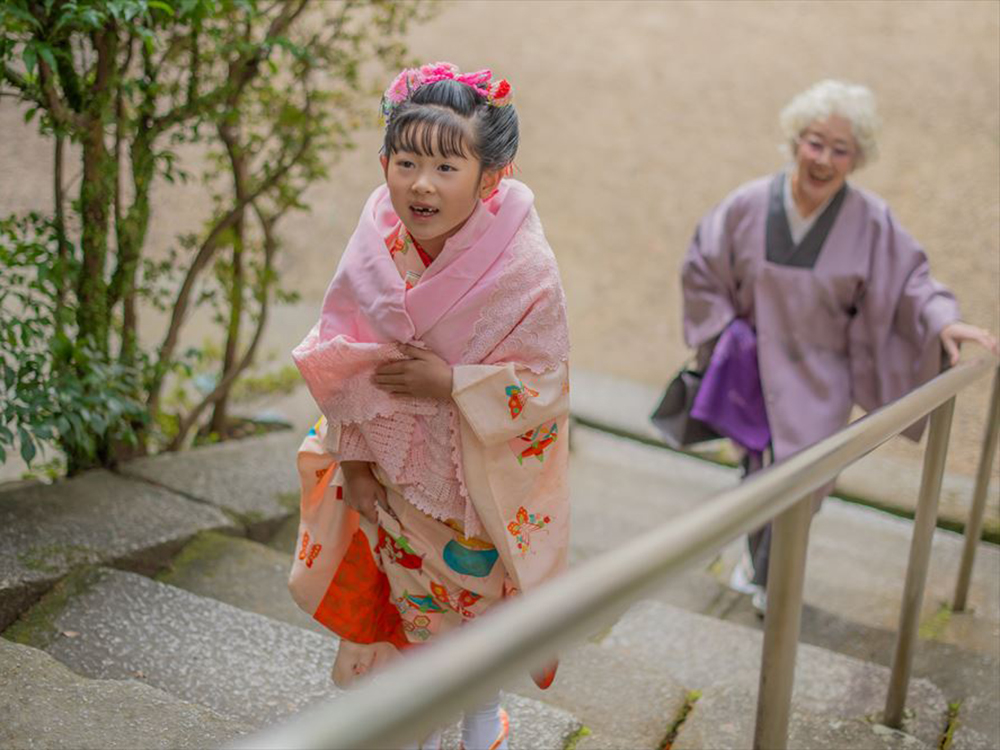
[{"left": 1, "top": 0, "right": 997, "bottom": 475}]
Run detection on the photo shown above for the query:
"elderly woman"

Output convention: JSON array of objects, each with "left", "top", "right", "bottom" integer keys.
[{"left": 681, "top": 79, "right": 997, "bottom": 612}]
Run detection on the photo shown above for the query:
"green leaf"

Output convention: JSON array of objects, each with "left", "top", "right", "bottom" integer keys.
[
  {"left": 148, "top": 1, "right": 175, "bottom": 16},
  {"left": 18, "top": 428, "right": 36, "bottom": 464},
  {"left": 22, "top": 45, "right": 37, "bottom": 75},
  {"left": 37, "top": 45, "right": 57, "bottom": 73}
]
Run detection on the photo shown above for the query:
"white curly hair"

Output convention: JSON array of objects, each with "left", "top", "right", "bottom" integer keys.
[{"left": 779, "top": 80, "right": 880, "bottom": 168}]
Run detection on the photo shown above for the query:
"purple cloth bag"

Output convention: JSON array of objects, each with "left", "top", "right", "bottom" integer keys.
[{"left": 690, "top": 318, "right": 771, "bottom": 453}]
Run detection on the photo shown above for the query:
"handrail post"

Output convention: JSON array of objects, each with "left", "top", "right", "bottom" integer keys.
[
  {"left": 953, "top": 366, "right": 1000, "bottom": 612},
  {"left": 884, "top": 396, "right": 956, "bottom": 728},
  {"left": 753, "top": 494, "right": 813, "bottom": 750}
]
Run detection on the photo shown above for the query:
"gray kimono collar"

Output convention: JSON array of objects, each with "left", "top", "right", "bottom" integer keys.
[{"left": 765, "top": 172, "right": 848, "bottom": 269}]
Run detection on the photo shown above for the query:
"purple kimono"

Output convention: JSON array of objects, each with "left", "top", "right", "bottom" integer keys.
[{"left": 682, "top": 173, "right": 960, "bottom": 464}]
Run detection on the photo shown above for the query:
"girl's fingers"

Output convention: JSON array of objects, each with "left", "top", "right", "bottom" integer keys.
[
  {"left": 376, "top": 362, "right": 407, "bottom": 375},
  {"left": 374, "top": 383, "right": 412, "bottom": 394},
  {"left": 400, "top": 343, "right": 443, "bottom": 364},
  {"left": 399, "top": 343, "right": 429, "bottom": 359}
]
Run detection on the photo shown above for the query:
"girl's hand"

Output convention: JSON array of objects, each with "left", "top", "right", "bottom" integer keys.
[
  {"left": 373, "top": 344, "right": 453, "bottom": 400},
  {"left": 340, "top": 461, "right": 386, "bottom": 524},
  {"left": 940, "top": 322, "right": 999, "bottom": 367}
]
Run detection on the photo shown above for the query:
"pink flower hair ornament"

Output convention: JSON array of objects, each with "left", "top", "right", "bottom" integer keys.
[{"left": 380, "top": 61, "right": 514, "bottom": 125}]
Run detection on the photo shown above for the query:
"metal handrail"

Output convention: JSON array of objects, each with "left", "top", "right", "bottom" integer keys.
[{"left": 237, "top": 356, "right": 996, "bottom": 750}]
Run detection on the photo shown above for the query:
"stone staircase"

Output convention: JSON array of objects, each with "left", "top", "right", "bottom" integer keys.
[{"left": 2, "top": 424, "right": 998, "bottom": 749}]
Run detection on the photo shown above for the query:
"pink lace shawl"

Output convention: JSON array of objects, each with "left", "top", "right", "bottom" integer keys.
[{"left": 293, "top": 179, "right": 569, "bottom": 535}]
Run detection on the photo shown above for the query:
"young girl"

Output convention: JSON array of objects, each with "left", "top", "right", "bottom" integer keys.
[{"left": 289, "top": 62, "right": 570, "bottom": 750}]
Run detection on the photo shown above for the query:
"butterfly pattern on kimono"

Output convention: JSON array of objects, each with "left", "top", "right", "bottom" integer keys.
[
  {"left": 505, "top": 380, "right": 539, "bottom": 420},
  {"left": 507, "top": 505, "right": 552, "bottom": 556},
  {"left": 507, "top": 421, "right": 559, "bottom": 465},
  {"left": 430, "top": 581, "right": 482, "bottom": 619}
]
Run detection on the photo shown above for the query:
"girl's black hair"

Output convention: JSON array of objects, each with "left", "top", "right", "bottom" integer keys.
[{"left": 383, "top": 79, "right": 518, "bottom": 172}]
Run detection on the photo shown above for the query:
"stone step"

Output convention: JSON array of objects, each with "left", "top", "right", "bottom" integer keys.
[
  {"left": 605, "top": 600, "right": 946, "bottom": 748},
  {"left": 0, "top": 470, "right": 238, "bottom": 633},
  {"left": 267, "top": 512, "right": 302, "bottom": 556},
  {"left": 0, "top": 636, "right": 248, "bottom": 749},
  {"left": 5, "top": 567, "right": 341, "bottom": 728},
  {"left": 508, "top": 639, "right": 689, "bottom": 750},
  {"left": 120, "top": 430, "right": 302, "bottom": 541},
  {"left": 156, "top": 530, "right": 325, "bottom": 635},
  {"left": 672, "top": 684, "right": 932, "bottom": 750},
  {"left": 5, "top": 567, "right": 582, "bottom": 749},
  {"left": 570, "top": 425, "right": 1000, "bottom": 653}
]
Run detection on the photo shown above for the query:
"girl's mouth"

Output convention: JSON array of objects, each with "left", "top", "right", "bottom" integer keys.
[{"left": 410, "top": 205, "right": 439, "bottom": 218}]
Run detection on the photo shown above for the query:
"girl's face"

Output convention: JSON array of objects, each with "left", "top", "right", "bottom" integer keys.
[
  {"left": 792, "top": 114, "right": 858, "bottom": 213},
  {"left": 381, "top": 133, "right": 500, "bottom": 257}
]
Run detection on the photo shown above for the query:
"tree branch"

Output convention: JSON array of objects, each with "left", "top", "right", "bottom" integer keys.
[
  {"left": 149, "top": 132, "right": 312, "bottom": 412},
  {"left": 37, "top": 57, "right": 85, "bottom": 130},
  {"left": 168, "top": 205, "right": 280, "bottom": 450},
  {"left": 149, "top": 0, "right": 311, "bottom": 135}
]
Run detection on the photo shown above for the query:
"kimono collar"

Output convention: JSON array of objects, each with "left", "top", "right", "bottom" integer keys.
[
  {"left": 326, "top": 179, "right": 533, "bottom": 347},
  {"left": 391, "top": 180, "right": 533, "bottom": 338}
]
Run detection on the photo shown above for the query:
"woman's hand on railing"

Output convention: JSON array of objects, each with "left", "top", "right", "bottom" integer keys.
[{"left": 940, "top": 322, "right": 999, "bottom": 367}]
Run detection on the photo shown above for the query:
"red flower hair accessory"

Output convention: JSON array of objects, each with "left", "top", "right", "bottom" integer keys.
[{"left": 381, "top": 62, "right": 514, "bottom": 124}]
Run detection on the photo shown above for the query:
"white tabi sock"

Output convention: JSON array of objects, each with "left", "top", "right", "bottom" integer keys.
[{"left": 461, "top": 694, "right": 508, "bottom": 750}]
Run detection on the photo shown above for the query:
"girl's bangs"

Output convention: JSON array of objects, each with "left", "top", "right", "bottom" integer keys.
[{"left": 386, "top": 110, "right": 474, "bottom": 161}]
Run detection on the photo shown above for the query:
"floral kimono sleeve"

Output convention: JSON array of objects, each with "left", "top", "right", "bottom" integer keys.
[{"left": 452, "top": 363, "right": 570, "bottom": 447}]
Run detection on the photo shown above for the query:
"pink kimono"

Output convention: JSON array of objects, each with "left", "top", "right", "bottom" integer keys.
[
  {"left": 288, "top": 180, "right": 569, "bottom": 667},
  {"left": 682, "top": 173, "right": 959, "bottom": 462}
]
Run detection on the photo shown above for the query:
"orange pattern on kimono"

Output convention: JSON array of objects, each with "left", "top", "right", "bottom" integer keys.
[
  {"left": 312, "top": 528, "right": 409, "bottom": 649},
  {"left": 507, "top": 421, "right": 559, "bottom": 465},
  {"left": 430, "top": 580, "right": 482, "bottom": 619},
  {"left": 505, "top": 381, "right": 539, "bottom": 420},
  {"left": 507, "top": 506, "right": 552, "bottom": 556},
  {"left": 298, "top": 531, "right": 322, "bottom": 569}
]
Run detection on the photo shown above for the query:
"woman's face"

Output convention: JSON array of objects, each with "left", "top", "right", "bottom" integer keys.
[{"left": 792, "top": 115, "right": 858, "bottom": 211}]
